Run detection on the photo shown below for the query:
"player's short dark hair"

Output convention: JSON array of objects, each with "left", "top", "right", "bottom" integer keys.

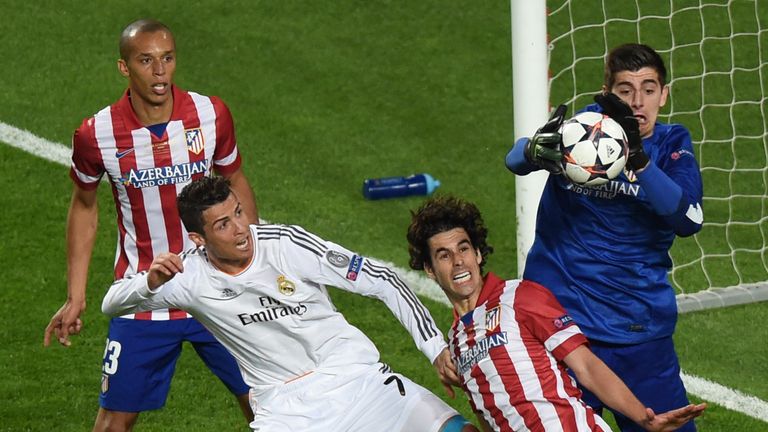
[
  {"left": 407, "top": 195, "right": 493, "bottom": 272},
  {"left": 177, "top": 176, "right": 232, "bottom": 235},
  {"left": 119, "top": 19, "right": 174, "bottom": 60},
  {"left": 604, "top": 43, "right": 667, "bottom": 88}
]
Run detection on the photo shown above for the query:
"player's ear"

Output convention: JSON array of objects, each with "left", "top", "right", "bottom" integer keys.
[
  {"left": 659, "top": 85, "right": 669, "bottom": 108},
  {"left": 424, "top": 263, "right": 436, "bottom": 280},
  {"left": 475, "top": 249, "right": 483, "bottom": 266},
  {"left": 117, "top": 59, "right": 130, "bottom": 78},
  {"left": 188, "top": 232, "right": 205, "bottom": 248},
  {"left": 601, "top": 85, "right": 609, "bottom": 95}
]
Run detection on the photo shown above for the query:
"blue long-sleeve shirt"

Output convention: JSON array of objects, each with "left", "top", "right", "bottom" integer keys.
[{"left": 506, "top": 105, "right": 704, "bottom": 344}]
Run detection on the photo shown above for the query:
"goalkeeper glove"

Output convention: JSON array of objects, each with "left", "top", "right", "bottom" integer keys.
[
  {"left": 594, "top": 92, "right": 649, "bottom": 172},
  {"left": 525, "top": 104, "right": 568, "bottom": 175}
]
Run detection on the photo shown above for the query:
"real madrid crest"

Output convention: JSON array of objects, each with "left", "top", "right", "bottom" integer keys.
[{"left": 277, "top": 275, "right": 296, "bottom": 296}]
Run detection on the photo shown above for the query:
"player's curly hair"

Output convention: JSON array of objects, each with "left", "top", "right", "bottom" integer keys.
[
  {"left": 407, "top": 195, "right": 493, "bottom": 271},
  {"left": 177, "top": 176, "right": 232, "bottom": 235}
]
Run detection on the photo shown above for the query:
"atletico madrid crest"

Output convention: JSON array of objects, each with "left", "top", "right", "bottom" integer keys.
[
  {"left": 185, "top": 128, "right": 205, "bottom": 155},
  {"left": 485, "top": 305, "right": 501, "bottom": 331}
]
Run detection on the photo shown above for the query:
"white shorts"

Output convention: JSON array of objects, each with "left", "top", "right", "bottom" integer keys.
[{"left": 249, "top": 363, "right": 459, "bottom": 432}]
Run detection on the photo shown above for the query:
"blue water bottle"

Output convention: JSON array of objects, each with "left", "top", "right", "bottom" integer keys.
[{"left": 362, "top": 173, "right": 441, "bottom": 200}]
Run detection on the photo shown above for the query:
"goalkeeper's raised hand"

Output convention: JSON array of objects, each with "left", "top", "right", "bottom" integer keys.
[
  {"left": 594, "top": 92, "right": 649, "bottom": 172},
  {"left": 524, "top": 104, "right": 568, "bottom": 175}
]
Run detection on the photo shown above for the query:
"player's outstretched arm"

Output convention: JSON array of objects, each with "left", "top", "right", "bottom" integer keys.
[
  {"left": 564, "top": 345, "right": 705, "bottom": 431},
  {"left": 145, "top": 252, "right": 184, "bottom": 290},
  {"left": 44, "top": 185, "right": 99, "bottom": 347},
  {"left": 596, "top": 92, "right": 703, "bottom": 237},
  {"left": 101, "top": 253, "right": 183, "bottom": 317},
  {"left": 641, "top": 403, "right": 707, "bottom": 431}
]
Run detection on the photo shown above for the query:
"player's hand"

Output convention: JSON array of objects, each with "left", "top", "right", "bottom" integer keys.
[
  {"left": 43, "top": 300, "right": 85, "bottom": 347},
  {"left": 146, "top": 253, "right": 184, "bottom": 290},
  {"left": 524, "top": 104, "right": 568, "bottom": 175},
  {"left": 433, "top": 348, "right": 460, "bottom": 398},
  {"left": 594, "top": 92, "right": 649, "bottom": 172},
  {"left": 639, "top": 402, "right": 707, "bottom": 431}
]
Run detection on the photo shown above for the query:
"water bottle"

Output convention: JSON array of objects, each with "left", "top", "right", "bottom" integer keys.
[{"left": 362, "top": 173, "right": 441, "bottom": 200}]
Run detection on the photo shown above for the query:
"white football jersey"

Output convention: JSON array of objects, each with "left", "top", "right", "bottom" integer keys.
[{"left": 103, "top": 224, "right": 447, "bottom": 399}]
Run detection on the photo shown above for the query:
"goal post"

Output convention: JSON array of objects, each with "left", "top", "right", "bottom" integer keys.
[
  {"left": 511, "top": 0, "right": 768, "bottom": 312},
  {"left": 510, "top": 0, "right": 551, "bottom": 277}
]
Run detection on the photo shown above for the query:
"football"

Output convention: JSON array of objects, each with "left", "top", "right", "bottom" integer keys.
[{"left": 559, "top": 111, "right": 628, "bottom": 186}]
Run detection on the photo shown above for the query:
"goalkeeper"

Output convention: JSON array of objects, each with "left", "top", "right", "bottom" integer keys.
[{"left": 505, "top": 43, "right": 704, "bottom": 432}]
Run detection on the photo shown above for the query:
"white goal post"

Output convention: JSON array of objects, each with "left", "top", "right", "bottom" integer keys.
[{"left": 510, "top": 0, "right": 768, "bottom": 313}]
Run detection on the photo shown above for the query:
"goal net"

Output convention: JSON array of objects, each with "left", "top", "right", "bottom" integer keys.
[{"left": 512, "top": 0, "right": 768, "bottom": 312}]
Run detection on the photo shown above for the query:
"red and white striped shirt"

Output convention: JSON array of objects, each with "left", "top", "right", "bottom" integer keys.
[
  {"left": 449, "top": 273, "right": 611, "bottom": 432},
  {"left": 70, "top": 85, "right": 242, "bottom": 320}
]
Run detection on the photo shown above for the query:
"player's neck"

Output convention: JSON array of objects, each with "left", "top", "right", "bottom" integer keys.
[
  {"left": 452, "top": 294, "right": 479, "bottom": 317},
  {"left": 208, "top": 253, "right": 254, "bottom": 276},
  {"left": 453, "top": 301, "right": 472, "bottom": 317},
  {"left": 129, "top": 93, "right": 173, "bottom": 126}
]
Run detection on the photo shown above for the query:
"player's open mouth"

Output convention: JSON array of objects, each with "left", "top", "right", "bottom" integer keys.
[
  {"left": 235, "top": 237, "right": 249, "bottom": 250},
  {"left": 453, "top": 271, "right": 471, "bottom": 283},
  {"left": 152, "top": 83, "right": 168, "bottom": 94}
]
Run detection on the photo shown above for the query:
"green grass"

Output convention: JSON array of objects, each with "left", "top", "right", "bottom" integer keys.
[{"left": 0, "top": 0, "right": 766, "bottom": 430}]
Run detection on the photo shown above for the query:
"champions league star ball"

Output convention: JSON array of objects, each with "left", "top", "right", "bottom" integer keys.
[{"left": 559, "top": 111, "right": 628, "bottom": 186}]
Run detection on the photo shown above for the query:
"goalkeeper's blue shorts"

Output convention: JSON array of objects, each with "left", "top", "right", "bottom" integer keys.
[
  {"left": 575, "top": 336, "right": 696, "bottom": 432},
  {"left": 99, "top": 317, "right": 249, "bottom": 412}
]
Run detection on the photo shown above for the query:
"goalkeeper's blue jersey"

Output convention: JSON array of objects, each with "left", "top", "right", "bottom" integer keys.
[{"left": 521, "top": 104, "right": 704, "bottom": 344}]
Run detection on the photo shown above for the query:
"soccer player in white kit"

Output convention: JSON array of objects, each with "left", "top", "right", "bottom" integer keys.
[
  {"left": 102, "top": 176, "right": 479, "bottom": 432},
  {"left": 406, "top": 196, "right": 706, "bottom": 432}
]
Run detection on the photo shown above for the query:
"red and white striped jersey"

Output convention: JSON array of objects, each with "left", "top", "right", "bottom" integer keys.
[
  {"left": 449, "top": 273, "right": 611, "bottom": 432},
  {"left": 70, "top": 85, "right": 242, "bottom": 320}
]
